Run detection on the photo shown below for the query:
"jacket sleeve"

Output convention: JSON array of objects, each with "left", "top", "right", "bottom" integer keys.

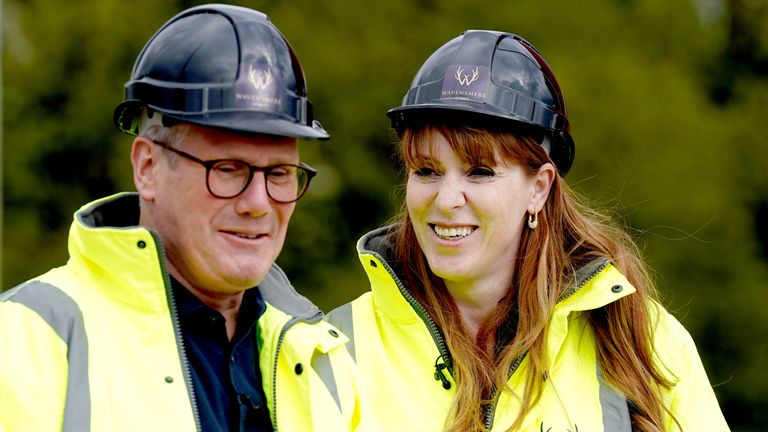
[
  {"left": 0, "top": 297, "right": 70, "bottom": 431},
  {"left": 653, "top": 306, "right": 731, "bottom": 431}
]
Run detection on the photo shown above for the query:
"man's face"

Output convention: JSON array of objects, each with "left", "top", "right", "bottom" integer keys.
[{"left": 141, "top": 124, "right": 299, "bottom": 297}]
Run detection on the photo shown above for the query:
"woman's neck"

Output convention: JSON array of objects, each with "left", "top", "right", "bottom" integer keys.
[{"left": 444, "top": 274, "right": 511, "bottom": 339}]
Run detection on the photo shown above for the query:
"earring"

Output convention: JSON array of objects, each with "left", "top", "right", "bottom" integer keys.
[{"left": 527, "top": 212, "right": 538, "bottom": 230}]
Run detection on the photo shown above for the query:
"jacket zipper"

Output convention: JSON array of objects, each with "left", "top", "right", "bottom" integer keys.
[
  {"left": 482, "top": 258, "right": 610, "bottom": 431},
  {"left": 482, "top": 354, "right": 525, "bottom": 430},
  {"left": 376, "top": 257, "right": 454, "bottom": 381},
  {"left": 153, "top": 231, "right": 202, "bottom": 432},
  {"left": 376, "top": 253, "right": 532, "bottom": 429},
  {"left": 270, "top": 317, "right": 301, "bottom": 431}
]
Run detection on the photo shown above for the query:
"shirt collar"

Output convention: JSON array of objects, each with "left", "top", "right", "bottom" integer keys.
[{"left": 170, "top": 277, "right": 267, "bottom": 325}]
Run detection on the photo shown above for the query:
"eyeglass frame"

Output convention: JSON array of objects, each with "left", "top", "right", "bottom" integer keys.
[{"left": 149, "top": 139, "right": 317, "bottom": 203}]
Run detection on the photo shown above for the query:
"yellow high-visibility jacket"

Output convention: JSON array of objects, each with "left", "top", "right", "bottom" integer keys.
[
  {"left": 0, "top": 193, "right": 368, "bottom": 432},
  {"left": 328, "top": 226, "right": 730, "bottom": 431}
]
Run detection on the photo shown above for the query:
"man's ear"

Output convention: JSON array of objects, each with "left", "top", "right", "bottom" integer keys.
[
  {"left": 131, "top": 137, "right": 159, "bottom": 202},
  {"left": 530, "top": 162, "right": 556, "bottom": 211}
]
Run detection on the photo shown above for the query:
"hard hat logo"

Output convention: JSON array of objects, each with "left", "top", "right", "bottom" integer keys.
[
  {"left": 235, "top": 64, "right": 282, "bottom": 109},
  {"left": 441, "top": 64, "right": 490, "bottom": 103},
  {"left": 455, "top": 66, "right": 480, "bottom": 86},
  {"left": 248, "top": 65, "right": 273, "bottom": 90}
]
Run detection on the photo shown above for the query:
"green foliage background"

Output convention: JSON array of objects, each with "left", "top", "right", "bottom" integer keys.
[{"left": 3, "top": 0, "right": 767, "bottom": 428}]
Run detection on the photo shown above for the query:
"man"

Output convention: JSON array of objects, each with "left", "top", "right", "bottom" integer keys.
[{"left": 0, "top": 5, "right": 366, "bottom": 431}]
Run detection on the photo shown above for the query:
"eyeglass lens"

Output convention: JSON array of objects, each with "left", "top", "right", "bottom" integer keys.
[{"left": 207, "top": 161, "right": 308, "bottom": 202}]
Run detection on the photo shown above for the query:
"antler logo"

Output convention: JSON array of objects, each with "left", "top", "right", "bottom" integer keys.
[
  {"left": 455, "top": 66, "right": 480, "bottom": 86},
  {"left": 248, "top": 65, "right": 273, "bottom": 90}
]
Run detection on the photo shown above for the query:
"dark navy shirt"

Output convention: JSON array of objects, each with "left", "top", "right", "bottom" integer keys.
[{"left": 171, "top": 278, "right": 273, "bottom": 432}]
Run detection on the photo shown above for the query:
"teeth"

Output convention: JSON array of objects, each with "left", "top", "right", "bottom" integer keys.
[
  {"left": 434, "top": 226, "right": 473, "bottom": 239},
  {"left": 236, "top": 233, "right": 259, "bottom": 239}
]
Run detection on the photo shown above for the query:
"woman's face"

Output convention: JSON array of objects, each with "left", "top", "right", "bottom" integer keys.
[{"left": 406, "top": 130, "right": 544, "bottom": 290}]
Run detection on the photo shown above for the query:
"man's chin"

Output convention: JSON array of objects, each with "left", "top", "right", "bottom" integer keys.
[
  {"left": 222, "top": 255, "right": 276, "bottom": 286},
  {"left": 227, "top": 270, "right": 270, "bottom": 290}
]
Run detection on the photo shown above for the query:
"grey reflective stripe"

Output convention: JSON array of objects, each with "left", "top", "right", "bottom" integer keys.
[
  {"left": 326, "top": 303, "right": 356, "bottom": 361},
  {"left": 311, "top": 350, "right": 341, "bottom": 411},
  {"left": 8, "top": 281, "right": 91, "bottom": 432},
  {"left": 597, "top": 365, "right": 631, "bottom": 431}
]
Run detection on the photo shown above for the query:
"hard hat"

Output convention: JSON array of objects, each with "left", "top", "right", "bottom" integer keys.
[
  {"left": 388, "top": 30, "right": 574, "bottom": 175},
  {"left": 114, "top": 4, "right": 329, "bottom": 140}
]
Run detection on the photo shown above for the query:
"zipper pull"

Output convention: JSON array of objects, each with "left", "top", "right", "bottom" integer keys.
[{"left": 433, "top": 356, "right": 452, "bottom": 390}]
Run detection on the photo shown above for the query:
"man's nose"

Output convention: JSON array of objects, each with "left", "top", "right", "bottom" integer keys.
[{"left": 233, "top": 172, "right": 272, "bottom": 216}]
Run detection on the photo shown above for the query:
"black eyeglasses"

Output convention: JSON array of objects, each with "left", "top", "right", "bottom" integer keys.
[{"left": 150, "top": 140, "right": 317, "bottom": 203}]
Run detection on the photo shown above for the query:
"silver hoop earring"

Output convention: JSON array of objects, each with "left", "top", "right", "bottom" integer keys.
[{"left": 528, "top": 212, "right": 538, "bottom": 230}]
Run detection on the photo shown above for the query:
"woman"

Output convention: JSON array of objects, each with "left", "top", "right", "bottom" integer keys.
[{"left": 328, "top": 30, "right": 729, "bottom": 431}]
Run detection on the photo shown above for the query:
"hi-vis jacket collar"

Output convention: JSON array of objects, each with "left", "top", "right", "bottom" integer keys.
[
  {"left": 73, "top": 192, "right": 323, "bottom": 322},
  {"left": 355, "top": 225, "right": 636, "bottom": 325}
]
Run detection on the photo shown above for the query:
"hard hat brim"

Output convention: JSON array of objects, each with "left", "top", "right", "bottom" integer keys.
[{"left": 114, "top": 101, "right": 329, "bottom": 140}]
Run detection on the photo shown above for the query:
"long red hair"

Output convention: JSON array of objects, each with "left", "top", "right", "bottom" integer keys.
[{"left": 394, "top": 121, "right": 678, "bottom": 431}]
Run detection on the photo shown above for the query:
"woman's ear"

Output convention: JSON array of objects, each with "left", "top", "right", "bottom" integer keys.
[
  {"left": 131, "top": 137, "right": 159, "bottom": 202},
  {"left": 530, "top": 162, "right": 556, "bottom": 211}
]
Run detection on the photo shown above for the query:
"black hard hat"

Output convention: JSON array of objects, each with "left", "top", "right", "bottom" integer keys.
[
  {"left": 387, "top": 30, "right": 574, "bottom": 175},
  {"left": 114, "top": 4, "right": 329, "bottom": 140}
]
